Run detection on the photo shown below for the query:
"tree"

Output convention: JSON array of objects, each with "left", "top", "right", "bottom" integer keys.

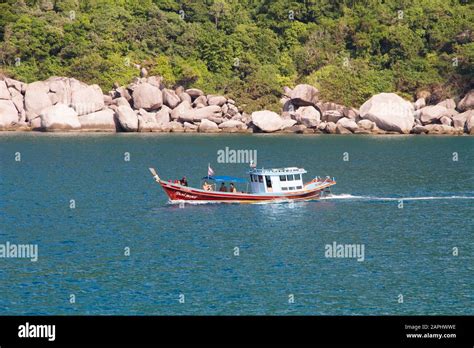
[{"left": 209, "top": 0, "right": 230, "bottom": 28}]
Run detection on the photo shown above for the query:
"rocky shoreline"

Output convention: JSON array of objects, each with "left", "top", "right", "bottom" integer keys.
[{"left": 0, "top": 71, "right": 473, "bottom": 135}]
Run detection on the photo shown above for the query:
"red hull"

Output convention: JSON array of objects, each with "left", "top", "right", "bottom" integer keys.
[{"left": 158, "top": 180, "right": 330, "bottom": 203}]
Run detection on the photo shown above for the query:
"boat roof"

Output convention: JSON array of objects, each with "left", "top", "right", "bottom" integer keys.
[
  {"left": 202, "top": 175, "right": 248, "bottom": 183},
  {"left": 249, "top": 167, "right": 307, "bottom": 175}
]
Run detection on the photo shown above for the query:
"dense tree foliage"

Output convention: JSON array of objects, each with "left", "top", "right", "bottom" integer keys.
[{"left": 0, "top": 0, "right": 472, "bottom": 111}]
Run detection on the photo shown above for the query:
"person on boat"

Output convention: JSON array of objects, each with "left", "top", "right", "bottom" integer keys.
[
  {"left": 219, "top": 183, "right": 227, "bottom": 192},
  {"left": 230, "top": 183, "right": 237, "bottom": 193},
  {"left": 180, "top": 177, "right": 188, "bottom": 186},
  {"left": 202, "top": 181, "right": 212, "bottom": 191}
]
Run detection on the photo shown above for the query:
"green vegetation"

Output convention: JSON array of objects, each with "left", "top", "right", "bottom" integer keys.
[{"left": 0, "top": 0, "right": 472, "bottom": 111}]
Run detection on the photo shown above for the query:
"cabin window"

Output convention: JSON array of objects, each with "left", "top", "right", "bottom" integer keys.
[
  {"left": 282, "top": 187, "right": 288, "bottom": 191},
  {"left": 265, "top": 176, "right": 272, "bottom": 188},
  {"left": 258, "top": 175, "right": 263, "bottom": 183},
  {"left": 287, "top": 175, "right": 294, "bottom": 181},
  {"left": 296, "top": 186, "right": 302, "bottom": 189},
  {"left": 280, "top": 175, "right": 286, "bottom": 181},
  {"left": 289, "top": 187, "right": 295, "bottom": 190},
  {"left": 251, "top": 175, "right": 256, "bottom": 182},
  {"left": 295, "top": 174, "right": 301, "bottom": 181}
]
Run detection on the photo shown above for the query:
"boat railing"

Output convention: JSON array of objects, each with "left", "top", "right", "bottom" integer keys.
[
  {"left": 305, "top": 176, "right": 336, "bottom": 187},
  {"left": 249, "top": 167, "right": 306, "bottom": 175}
]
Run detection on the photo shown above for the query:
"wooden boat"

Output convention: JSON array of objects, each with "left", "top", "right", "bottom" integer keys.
[{"left": 149, "top": 166, "right": 336, "bottom": 204}]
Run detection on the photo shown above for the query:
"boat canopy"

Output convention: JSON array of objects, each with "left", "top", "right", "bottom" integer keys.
[
  {"left": 202, "top": 175, "right": 248, "bottom": 183},
  {"left": 249, "top": 167, "right": 307, "bottom": 175}
]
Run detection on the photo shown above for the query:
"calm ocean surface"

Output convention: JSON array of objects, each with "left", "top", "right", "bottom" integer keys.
[{"left": 0, "top": 133, "right": 473, "bottom": 315}]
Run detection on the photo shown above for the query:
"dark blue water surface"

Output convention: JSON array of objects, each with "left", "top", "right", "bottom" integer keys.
[{"left": 0, "top": 133, "right": 473, "bottom": 315}]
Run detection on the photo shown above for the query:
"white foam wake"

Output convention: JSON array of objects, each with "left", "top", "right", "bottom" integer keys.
[
  {"left": 321, "top": 194, "right": 474, "bottom": 201},
  {"left": 167, "top": 194, "right": 474, "bottom": 206}
]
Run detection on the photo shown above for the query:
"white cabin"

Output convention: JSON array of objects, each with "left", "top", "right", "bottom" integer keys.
[{"left": 248, "top": 167, "right": 307, "bottom": 194}]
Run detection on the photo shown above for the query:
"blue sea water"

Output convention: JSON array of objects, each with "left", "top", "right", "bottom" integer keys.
[{"left": 0, "top": 133, "right": 473, "bottom": 315}]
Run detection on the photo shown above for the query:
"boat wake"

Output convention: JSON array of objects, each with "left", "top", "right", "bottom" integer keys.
[
  {"left": 321, "top": 194, "right": 474, "bottom": 201},
  {"left": 166, "top": 194, "right": 474, "bottom": 206}
]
